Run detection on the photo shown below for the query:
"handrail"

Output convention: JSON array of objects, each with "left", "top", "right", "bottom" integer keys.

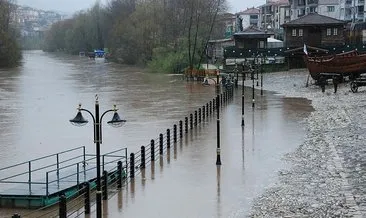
[
  {"left": 0, "top": 181, "right": 45, "bottom": 185},
  {"left": 46, "top": 156, "right": 95, "bottom": 174},
  {"left": 102, "top": 154, "right": 126, "bottom": 158},
  {"left": 0, "top": 154, "right": 85, "bottom": 182},
  {"left": 0, "top": 146, "right": 85, "bottom": 171},
  {"left": 0, "top": 145, "right": 128, "bottom": 199},
  {"left": 103, "top": 148, "right": 127, "bottom": 156}
]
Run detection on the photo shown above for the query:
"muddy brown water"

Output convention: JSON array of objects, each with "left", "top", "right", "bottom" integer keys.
[{"left": 0, "top": 51, "right": 313, "bottom": 217}]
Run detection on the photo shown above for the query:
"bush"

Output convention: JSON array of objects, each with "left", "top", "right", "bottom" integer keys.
[{"left": 147, "top": 47, "right": 188, "bottom": 74}]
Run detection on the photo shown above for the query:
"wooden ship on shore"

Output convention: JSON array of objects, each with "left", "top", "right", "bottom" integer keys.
[{"left": 303, "top": 49, "right": 366, "bottom": 81}]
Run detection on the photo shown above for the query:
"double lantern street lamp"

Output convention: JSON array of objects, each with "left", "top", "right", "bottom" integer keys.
[{"left": 69, "top": 95, "right": 126, "bottom": 218}]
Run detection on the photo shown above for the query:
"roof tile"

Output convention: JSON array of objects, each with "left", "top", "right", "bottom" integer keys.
[{"left": 282, "top": 13, "right": 344, "bottom": 27}]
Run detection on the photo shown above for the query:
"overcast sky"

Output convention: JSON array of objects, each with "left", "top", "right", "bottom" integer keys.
[{"left": 16, "top": 0, "right": 264, "bottom": 14}]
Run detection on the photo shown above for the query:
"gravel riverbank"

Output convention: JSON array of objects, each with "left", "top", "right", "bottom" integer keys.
[{"left": 247, "top": 69, "right": 366, "bottom": 217}]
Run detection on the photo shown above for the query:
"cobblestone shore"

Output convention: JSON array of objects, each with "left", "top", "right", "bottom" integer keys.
[{"left": 247, "top": 69, "right": 366, "bottom": 217}]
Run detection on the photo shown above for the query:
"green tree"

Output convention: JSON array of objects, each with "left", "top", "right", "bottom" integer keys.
[
  {"left": 42, "top": 0, "right": 227, "bottom": 72},
  {"left": 0, "top": 0, "right": 21, "bottom": 67}
]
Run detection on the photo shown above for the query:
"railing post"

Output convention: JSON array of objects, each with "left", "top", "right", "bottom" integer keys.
[
  {"left": 202, "top": 106, "right": 205, "bottom": 121},
  {"left": 102, "top": 155, "right": 105, "bottom": 173},
  {"left": 210, "top": 101, "right": 212, "bottom": 114},
  {"left": 185, "top": 117, "right": 188, "bottom": 133},
  {"left": 159, "top": 133, "right": 164, "bottom": 155},
  {"left": 130, "top": 153, "right": 135, "bottom": 178},
  {"left": 151, "top": 140, "right": 155, "bottom": 161},
  {"left": 103, "top": 170, "right": 108, "bottom": 200},
  {"left": 199, "top": 108, "right": 202, "bottom": 123},
  {"left": 179, "top": 120, "right": 183, "bottom": 138},
  {"left": 77, "top": 163, "right": 80, "bottom": 187},
  {"left": 125, "top": 148, "right": 128, "bottom": 174},
  {"left": 28, "top": 161, "right": 31, "bottom": 194},
  {"left": 84, "top": 182, "right": 90, "bottom": 214},
  {"left": 206, "top": 103, "right": 209, "bottom": 117},
  {"left": 83, "top": 146, "right": 86, "bottom": 167},
  {"left": 46, "top": 172, "right": 49, "bottom": 196},
  {"left": 194, "top": 110, "right": 197, "bottom": 126},
  {"left": 167, "top": 129, "right": 171, "bottom": 148},
  {"left": 173, "top": 124, "right": 177, "bottom": 143},
  {"left": 117, "top": 161, "right": 123, "bottom": 189},
  {"left": 140, "top": 146, "right": 146, "bottom": 169},
  {"left": 190, "top": 114, "right": 193, "bottom": 129},
  {"left": 213, "top": 98, "right": 215, "bottom": 111},
  {"left": 59, "top": 194, "right": 67, "bottom": 218},
  {"left": 56, "top": 154, "right": 60, "bottom": 182}
]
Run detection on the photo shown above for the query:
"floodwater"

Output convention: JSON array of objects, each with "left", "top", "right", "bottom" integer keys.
[{"left": 0, "top": 51, "right": 313, "bottom": 217}]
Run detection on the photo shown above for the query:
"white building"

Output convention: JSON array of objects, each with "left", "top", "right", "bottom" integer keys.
[
  {"left": 289, "top": 0, "right": 364, "bottom": 22},
  {"left": 237, "top": 7, "right": 260, "bottom": 30},
  {"left": 259, "top": 0, "right": 290, "bottom": 30}
]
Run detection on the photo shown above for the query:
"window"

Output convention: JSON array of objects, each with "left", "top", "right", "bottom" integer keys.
[
  {"left": 327, "top": 28, "right": 332, "bottom": 36},
  {"left": 327, "top": 6, "right": 335, "bottom": 12},
  {"left": 298, "top": 9, "right": 305, "bottom": 16},
  {"left": 333, "top": 28, "right": 338, "bottom": 35},
  {"left": 259, "top": 41, "right": 265, "bottom": 48},
  {"left": 299, "top": 29, "right": 303, "bottom": 36},
  {"left": 285, "top": 9, "right": 290, "bottom": 17},
  {"left": 250, "top": 15, "right": 258, "bottom": 19},
  {"left": 292, "top": 29, "right": 297, "bottom": 36}
]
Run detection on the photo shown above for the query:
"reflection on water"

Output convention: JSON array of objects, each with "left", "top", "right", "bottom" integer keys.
[
  {"left": 0, "top": 51, "right": 313, "bottom": 217},
  {"left": 216, "top": 166, "right": 221, "bottom": 218}
]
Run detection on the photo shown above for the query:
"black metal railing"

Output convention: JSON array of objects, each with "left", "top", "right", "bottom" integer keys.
[{"left": 10, "top": 86, "right": 238, "bottom": 218}]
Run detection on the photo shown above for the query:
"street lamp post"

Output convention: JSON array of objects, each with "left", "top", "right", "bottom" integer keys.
[
  {"left": 216, "top": 94, "right": 221, "bottom": 165},
  {"left": 70, "top": 95, "right": 126, "bottom": 218},
  {"left": 241, "top": 70, "right": 245, "bottom": 127}
]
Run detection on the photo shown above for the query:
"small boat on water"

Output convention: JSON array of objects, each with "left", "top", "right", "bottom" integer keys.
[
  {"left": 87, "top": 49, "right": 107, "bottom": 62},
  {"left": 303, "top": 49, "right": 366, "bottom": 81}
]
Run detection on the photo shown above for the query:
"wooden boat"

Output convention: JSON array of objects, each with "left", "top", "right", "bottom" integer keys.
[{"left": 303, "top": 50, "right": 366, "bottom": 80}]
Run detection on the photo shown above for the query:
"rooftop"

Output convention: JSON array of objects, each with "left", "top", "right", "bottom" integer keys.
[
  {"left": 282, "top": 13, "right": 344, "bottom": 27},
  {"left": 259, "top": 0, "right": 289, "bottom": 7},
  {"left": 238, "top": 7, "right": 260, "bottom": 15},
  {"left": 233, "top": 25, "right": 273, "bottom": 38}
]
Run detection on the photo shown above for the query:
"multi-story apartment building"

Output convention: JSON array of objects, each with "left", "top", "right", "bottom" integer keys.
[
  {"left": 290, "top": 0, "right": 364, "bottom": 22},
  {"left": 237, "top": 7, "right": 260, "bottom": 29},
  {"left": 259, "top": 0, "right": 290, "bottom": 30},
  {"left": 339, "top": 0, "right": 364, "bottom": 22}
]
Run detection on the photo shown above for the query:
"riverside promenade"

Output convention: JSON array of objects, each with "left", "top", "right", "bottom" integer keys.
[{"left": 248, "top": 69, "right": 366, "bottom": 217}]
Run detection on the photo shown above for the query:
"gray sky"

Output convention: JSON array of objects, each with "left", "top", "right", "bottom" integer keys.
[{"left": 16, "top": 0, "right": 264, "bottom": 13}]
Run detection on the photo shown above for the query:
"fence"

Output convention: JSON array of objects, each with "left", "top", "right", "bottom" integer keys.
[{"left": 11, "top": 86, "right": 235, "bottom": 218}]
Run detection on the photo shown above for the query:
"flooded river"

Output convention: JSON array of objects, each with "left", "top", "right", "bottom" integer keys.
[{"left": 0, "top": 51, "right": 313, "bottom": 217}]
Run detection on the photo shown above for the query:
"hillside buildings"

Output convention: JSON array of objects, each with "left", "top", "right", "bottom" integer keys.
[{"left": 12, "top": 5, "right": 66, "bottom": 36}]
